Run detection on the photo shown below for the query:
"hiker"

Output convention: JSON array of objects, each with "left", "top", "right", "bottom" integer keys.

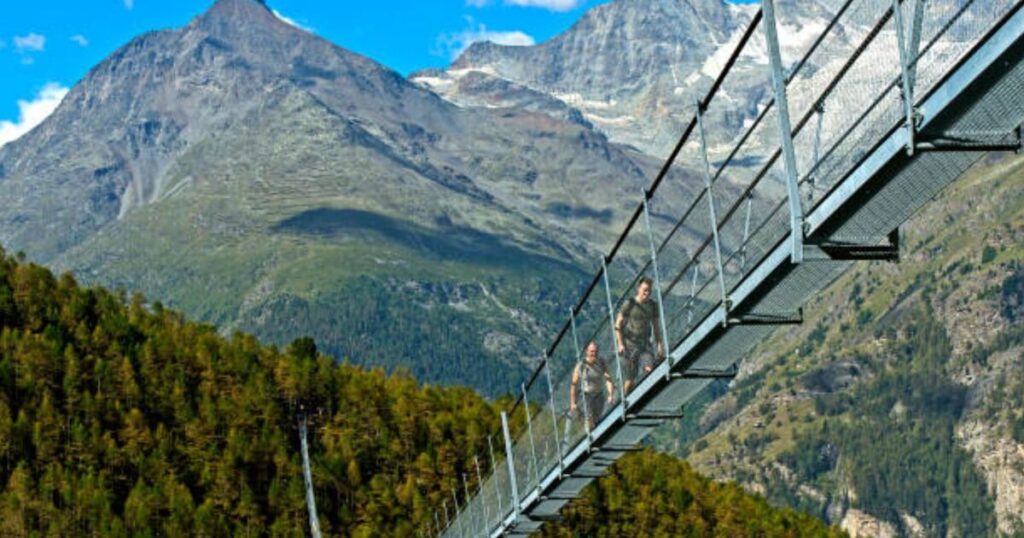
[
  {"left": 615, "top": 276, "right": 663, "bottom": 394},
  {"left": 569, "top": 341, "right": 615, "bottom": 430}
]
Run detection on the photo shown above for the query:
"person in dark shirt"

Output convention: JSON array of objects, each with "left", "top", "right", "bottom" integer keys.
[
  {"left": 614, "top": 277, "right": 663, "bottom": 394},
  {"left": 570, "top": 341, "right": 615, "bottom": 430}
]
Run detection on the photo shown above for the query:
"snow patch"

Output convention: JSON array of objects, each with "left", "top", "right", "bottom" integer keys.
[
  {"left": 412, "top": 75, "right": 455, "bottom": 93},
  {"left": 448, "top": 65, "right": 504, "bottom": 79},
  {"left": 583, "top": 112, "right": 635, "bottom": 127},
  {"left": 551, "top": 91, "right": 617, "bottom": 110}
]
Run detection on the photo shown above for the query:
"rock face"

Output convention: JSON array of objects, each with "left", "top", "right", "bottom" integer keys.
[
  {"left": 0, "top": 0, "right": 705, "bottom": 393},
  {"left": 959, "top": 418, "right": 1024, "bottom": 534},
  {"left": 841, "top": 509, "right": 899, "bottom": 538},
  {"left": 799, "top": 360, "right": 869, "bottom": 394},
  {"left": 414, "top": 0, "right": 849, "bottom": 157}
]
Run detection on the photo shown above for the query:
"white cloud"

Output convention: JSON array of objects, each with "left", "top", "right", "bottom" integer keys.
[
  {"left": 272, "top": 9, "right": 315, "bottom": 33},
  {"left": 506, "top": 0, "right": 583, "bottom": 10},
  {"left": 439, "top": 23, "right": 535, "bottom": 60},
  {"left": 70, "top": 34, "right": 89, "bottom": 47},
  {"left": 13, "top": 33, "right": 45, "bottom": 52},
  {"left": 124, "top": 0, "right": 134, "bottom": 10},
  {"left": 0, "top": 83, "right": 69, "bottom": 148}
]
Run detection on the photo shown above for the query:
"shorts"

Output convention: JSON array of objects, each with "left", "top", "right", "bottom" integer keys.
[
  {"left": 582, "top": 391, "right": 606, "bottom": 426},
  {"left": 623, "top": 341, "right": 655, "bottom": 383}
]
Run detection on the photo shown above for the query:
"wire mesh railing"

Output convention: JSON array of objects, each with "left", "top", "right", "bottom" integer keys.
[{"left": 436, "top": 1, "right": 1019, "bottom": 536}]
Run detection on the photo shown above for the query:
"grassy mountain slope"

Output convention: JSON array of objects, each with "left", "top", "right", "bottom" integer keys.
[
  {"left": 49, "top": 86, "right": 598, "bottom": 394},
  {"left": 674, "top": 154, "right": 1024, "bottom": 535}
]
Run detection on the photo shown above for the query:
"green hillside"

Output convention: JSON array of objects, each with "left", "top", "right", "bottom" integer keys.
[{"left": 0, "top": 247, "right": 843, "bottom": 536}]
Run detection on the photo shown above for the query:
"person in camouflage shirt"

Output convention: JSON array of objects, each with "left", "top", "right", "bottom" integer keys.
[{"left": 615, "top": 277, "right": 663, "bottom": 394}]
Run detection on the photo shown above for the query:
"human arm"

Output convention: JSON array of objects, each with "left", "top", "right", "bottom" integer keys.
[
  {"left": 653, "top": 305, "right": 664, "bottom": 357},
  {"left": 614, "top": 310, "right": 626, "bottom": 355},
  {"left": 603, "top": 364, "right": 615, "bottom": 403}
]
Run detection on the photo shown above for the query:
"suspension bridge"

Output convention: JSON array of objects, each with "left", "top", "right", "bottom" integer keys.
[{"left": 417, "top": 0, "right": 1024, "bottom": 536}]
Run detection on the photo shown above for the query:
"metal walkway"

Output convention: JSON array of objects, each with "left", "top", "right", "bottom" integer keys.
[{"left": 433, "top": 1, "right": 1024, "bottom": 536}]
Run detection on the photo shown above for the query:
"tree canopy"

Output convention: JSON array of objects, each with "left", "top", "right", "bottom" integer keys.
[{"left": 0, "top": 247, "right": 841, "bottom": 536}]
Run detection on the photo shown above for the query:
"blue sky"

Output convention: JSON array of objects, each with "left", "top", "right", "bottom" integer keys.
[{"left": 0, "top": 0, "right": 605, "bottom": 146}]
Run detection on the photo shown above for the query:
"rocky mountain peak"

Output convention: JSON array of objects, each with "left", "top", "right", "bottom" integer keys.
[
  {"left": 452, "top": 0, "right": 739, "bottom": 82},
  {"left": 207, "top": 0, "right": 271, "bottom": 15},
  {"left": 418, "top": 0, "right": 847, "bottom": 156},
  {"left": 418, "top": 0, "right": 756, "bottom": 157},
  {"left": 193, "top": 0, "right": 300, "bottom": 43},
  {"left": 0, "top": 0, "right": 433, "bottom": 261}
]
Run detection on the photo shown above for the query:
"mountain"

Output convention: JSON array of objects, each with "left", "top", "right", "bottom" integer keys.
[
  {"left": 0, "top": 247, "right": 845, "bottom": 535},
  {"left": 0, "top": 0, "right": 709, "bottom": 395},
  {"left": 413, "top": 0, "right": 851, "bottom": 157},
  {"left": 671, "top": 154, "right": 1024, "bottom": 536},
  {"left": 3, "top": 0, "right": 1016, "bottom": 534}
]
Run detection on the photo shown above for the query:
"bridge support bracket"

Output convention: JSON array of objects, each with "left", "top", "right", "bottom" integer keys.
[
  {"left": 527, "top": 513, "right": 564, "bottom": 523},
  {"left": 915, "top": 133, "right": 1022, "bottom": 153},
  {"left": 569, "top": 471, "right": 607, "bottom": 479},
  {"left": 540, "top": 494, "right": 577, "bottom": 502},
  {"left": 625, "top": 411, "right": 685, "bottom": 420},
  {"left": 728, "top": 308, "right": 803, "bottom": 326},
  {"left": 600, "top": 444, "right": 646, "bottom": 452},
  {"left": 672, "top": 367, "right": 738, "bottom": 380},
  {"left": 809, "top": 229, "right": 900, "bottom": 262}
]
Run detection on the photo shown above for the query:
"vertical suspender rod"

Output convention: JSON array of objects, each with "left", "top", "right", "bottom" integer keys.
[
  {"left": 907, "top": 0, "right": 925, "bottom": 90},
  {"left": 451, "top": 488, "right": 463, "bottom": 538},
  {"left": 762, "top": 0, "right": 805, "bottom": 263},
  {"left": 544, "top": 359, "right": 564, "bottom": 473},
  {"left": 695, "top": 101, "right": 730, "bottom": 318},
  {"left": 521, "top": 383, "right": 541, "bottom": 492},
  {"left": 740, "top": 194, "right": 753, "bottom": 271},
  {"left": 487, "top": 435, "right": 504, "bottom": 522},
  {"left": 569, "top": 308, "right": 592, "bottom": 440},
  {"left": 500, "top": 412, "right": 520, "bottom": 520},
  {"left": 641, "top": 190, "right": 673, "bottom": 371},
  {"left": 463, "top": 474, "right": 475, "bottom": 538},
  {"left": 687, "top": 265, "right": 699, "bottom": 327},
  {"left": 474, "top": 455, "right": 487, "bottom": 537},
  {"left": 601, "top": 258, "right": 628, "bottom": 406},
  {"left": 892, "top": 0, "right": 916, "bottom": 155},
  {"left": 810, "top": 103, "right": 825, "bottom": 203}
]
